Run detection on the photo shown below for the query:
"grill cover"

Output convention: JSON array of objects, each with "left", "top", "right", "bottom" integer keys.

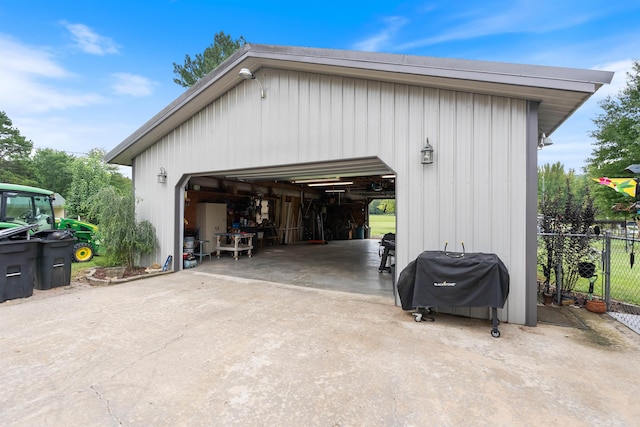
[{"left": 397, "top": 251, "right": 509, "bottom": 310}]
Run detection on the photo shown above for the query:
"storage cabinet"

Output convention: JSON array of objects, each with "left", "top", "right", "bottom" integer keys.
[{"left": 196, "top": 203, "right": 227, "bottom": 242}]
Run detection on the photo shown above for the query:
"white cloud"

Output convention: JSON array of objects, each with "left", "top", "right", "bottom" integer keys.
[
  {"left": 592, "top": 59, "right": 635, "bottom": 100},
  {"left": 396, "top": 1, "right": 604, "bottom": 51},
  {"left": 353, "top": 16, "right": 408, "bottom": 52},
  {"left": 0, "top": 35, "right": 69, "bottom": 78},
  {"left": 0, "top": 33, "right": 161, "bottom": 159},
  {"left": 538, "top": 59, "right": 636, "bottom": 172},
  {"left": 61, "top": 21, "right": 120, "bottom": 55},
  {"left": 111, "top": 73, "right": 157, "bottom": 97},
  {"left": 0, "top": 35, "right": 105, "bottom": 114}
]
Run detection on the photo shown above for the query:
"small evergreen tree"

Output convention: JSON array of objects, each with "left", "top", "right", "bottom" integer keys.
[{"left": 173, "top": 31, "right": 246, "bottom": 88}]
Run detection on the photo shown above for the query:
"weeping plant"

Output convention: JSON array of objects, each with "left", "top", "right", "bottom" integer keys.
[{"left": 88, "top": 187, "right": 158, "bottom": 268}]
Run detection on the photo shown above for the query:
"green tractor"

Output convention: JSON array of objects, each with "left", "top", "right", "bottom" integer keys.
[
  {"left": 56, "top": 218, "right": 101, "bottom": 262},
  {"left": 0, "top": 183, "right": 100, "bottom": 262}
]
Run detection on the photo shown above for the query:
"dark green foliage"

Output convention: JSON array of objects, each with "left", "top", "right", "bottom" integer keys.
[
  {"left": 0, "top": 110, "right": 36, "bottom": 185},
  {"left": 538, "top": 176, "right": 597, "bottom": 293},
  {"left": 32, "top": 148, "right": 75, "bottom": 196},
  {"left": 587, "top": 60, "right": 640, "bottom": 218},
  {"left": 173, "top": 31, "right": 246, "bottom": 88}
]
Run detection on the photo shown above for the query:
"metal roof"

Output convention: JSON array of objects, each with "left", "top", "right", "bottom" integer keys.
[{"left": 106, "top": 44, "right": 614, "bottom": 166}]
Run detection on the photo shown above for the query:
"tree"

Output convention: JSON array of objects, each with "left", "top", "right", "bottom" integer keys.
[
  {"left": 539, "top": 163, "right": 570, "bottom": 205},
  {"left": 586, "top": 60, "right": 640, "bottom": 217},
  {"left": 66, "top": 148, "right": 130, "bottom": 222},
  {"left": 0, "top": 111, "right": 36, "bottom": 184},
  {"left": 173, "top": 31, "right": 247, "bottom": 88},
  {"left": 369, "top": 199, "right": 396, "bottom": 215},
  {"left": 538, "top": 163, "right": 589, "bottom": 209},
  {"left": 88, "top": 186, "right": 158, "bottom": 268},
  {"left": 32, "top": 148, "right": 75, "bottom": 196}
]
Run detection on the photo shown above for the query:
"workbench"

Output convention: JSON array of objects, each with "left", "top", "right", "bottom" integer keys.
[{"left": 215, "top": 233, "right": 255, "bottom": 260}]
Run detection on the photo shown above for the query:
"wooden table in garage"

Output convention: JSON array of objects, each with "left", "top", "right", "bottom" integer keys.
[{"left": 215, "top": 232, "right": 255, "bottom": 260}]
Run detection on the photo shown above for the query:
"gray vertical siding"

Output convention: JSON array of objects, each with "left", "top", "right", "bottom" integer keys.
[{"left": 134, "top": 67, "right": 529, "bottom": 324}]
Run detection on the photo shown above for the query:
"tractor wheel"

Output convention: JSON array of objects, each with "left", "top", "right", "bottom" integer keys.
[{"left": 73, "top": 242, "right": 94, "bottom": 262}]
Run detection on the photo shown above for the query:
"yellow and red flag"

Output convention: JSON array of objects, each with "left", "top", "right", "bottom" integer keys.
[{"left": 592, "top": 177, "right": 638, "bottom": 197}]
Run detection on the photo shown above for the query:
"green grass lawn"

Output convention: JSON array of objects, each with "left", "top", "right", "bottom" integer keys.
[{"left": 369, "top": 214, "right": 396, "bottom": 238}]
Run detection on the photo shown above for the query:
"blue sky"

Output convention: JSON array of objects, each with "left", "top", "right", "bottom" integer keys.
[{"left": 1, "top": 1, "right": 639, "bottom": 173}]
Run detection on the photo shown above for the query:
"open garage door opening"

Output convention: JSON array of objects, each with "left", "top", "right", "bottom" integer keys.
[{"left": 180, "top": 158, "right": 397, "bottom": 298}]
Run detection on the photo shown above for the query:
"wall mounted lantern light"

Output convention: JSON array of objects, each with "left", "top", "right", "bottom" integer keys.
[
  {"left": 421, "top": 138, "right": 435, "bottom": 164},
  {"left": 239, "top": 68, "right": 265, "bottom": 98},
  {"left": 157, "top": 167, "right": 167, "bottom": 184},
  {"left": 538, "top": 133, "right": 553, "bottom": 150}
]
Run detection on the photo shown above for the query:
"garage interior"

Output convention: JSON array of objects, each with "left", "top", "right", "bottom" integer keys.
[{"left": 181, "top": 158, "right": 396, "bottom": 298}]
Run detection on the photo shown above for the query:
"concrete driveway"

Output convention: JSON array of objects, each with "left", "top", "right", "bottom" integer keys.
[{"left": 1, "top": 270, "right": 639, "bottom": 426}]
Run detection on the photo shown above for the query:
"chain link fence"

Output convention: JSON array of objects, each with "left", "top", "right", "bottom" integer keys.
[{"left": 537, "top": 231, "right": 640, "bottom": 334}]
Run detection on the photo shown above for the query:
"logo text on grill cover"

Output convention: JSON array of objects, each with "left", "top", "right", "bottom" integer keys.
[{"left": 434, "top": 281, "right": 456, "bottom": 287}]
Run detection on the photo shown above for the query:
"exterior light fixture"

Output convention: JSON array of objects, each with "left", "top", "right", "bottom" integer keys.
[
  {"left": 538, "top": 133, "right": 553, "bottom": 150},
  {"left": 421, "top": 139, "right": 434, "bottom": 164},
  {"left": 239, "top": 67, "right": 265, "bottom": 98},
  {"left": 157, "top": 167, "right": 167, "bottom": 184}
]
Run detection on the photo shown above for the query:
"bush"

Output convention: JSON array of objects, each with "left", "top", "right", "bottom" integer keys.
[
  {"left": 88, "top": 187, "right": 158, "bottom": 268},
  {"left": 539, "top": 178, "right": 596, "bottom": 294}
]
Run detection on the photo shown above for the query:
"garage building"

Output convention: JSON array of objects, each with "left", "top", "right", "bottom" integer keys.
[{"left": 105, "top": 44, "right": 613, "bottom": 326}]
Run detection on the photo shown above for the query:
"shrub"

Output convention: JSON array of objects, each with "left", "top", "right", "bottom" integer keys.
[
  {"left": 539, "top": 178, "right": 596, "bottom": 294},
  {"left": 88, "top": 187, "right": 158, "bottom": 268}
]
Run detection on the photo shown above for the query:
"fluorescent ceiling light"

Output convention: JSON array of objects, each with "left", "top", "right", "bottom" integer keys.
[
  {"left": 381, "top": 174, "right": 396, "bottom": 179},
  {"left": 308, "top": 181, "right": 353, "bottom": 187},
  {"left": 292, "top": 178, "right": 340, "bottom": 184},
  {"left": 325, "top": 189, "right": 346, "bottom": 193}
]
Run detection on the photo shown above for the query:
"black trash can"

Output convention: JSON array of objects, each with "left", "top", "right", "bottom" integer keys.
[
  {"left": 34, "top": 230, "right": 76, "bottom": 290},
  {"left": 0, "top": 238, "right": 41, "bottom": 302}
]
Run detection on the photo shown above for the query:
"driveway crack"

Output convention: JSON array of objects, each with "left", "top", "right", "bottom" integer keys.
[
  {"left": 109, "top": 330, "right": 186, "bottom": 380},
  {"left": 91, "top": 385, "right": 125, "bottom": 426},
  {"left": 89, "top": 329, "right": 185, "bottom": 425}
]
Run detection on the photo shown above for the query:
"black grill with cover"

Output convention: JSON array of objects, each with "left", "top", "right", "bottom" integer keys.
[{"left": 397, "top": 250, "right": 509, "bottom": 337}]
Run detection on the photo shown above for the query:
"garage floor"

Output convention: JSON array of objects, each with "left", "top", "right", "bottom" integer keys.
[{"left": 194, "top": 238, "right": 395, "bottom": 298}]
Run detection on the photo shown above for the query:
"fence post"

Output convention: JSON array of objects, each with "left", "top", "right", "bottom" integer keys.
[
  {"left": 604, "top": 231, "right": 612, "bottom": 310},
  {"left": 556, "top": 258, "right": 563, "bottom": 305}
]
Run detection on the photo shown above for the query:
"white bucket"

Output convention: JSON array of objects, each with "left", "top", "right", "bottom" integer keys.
[{"left": 184, "top": 237, "right": 195, "bottom": 254}]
